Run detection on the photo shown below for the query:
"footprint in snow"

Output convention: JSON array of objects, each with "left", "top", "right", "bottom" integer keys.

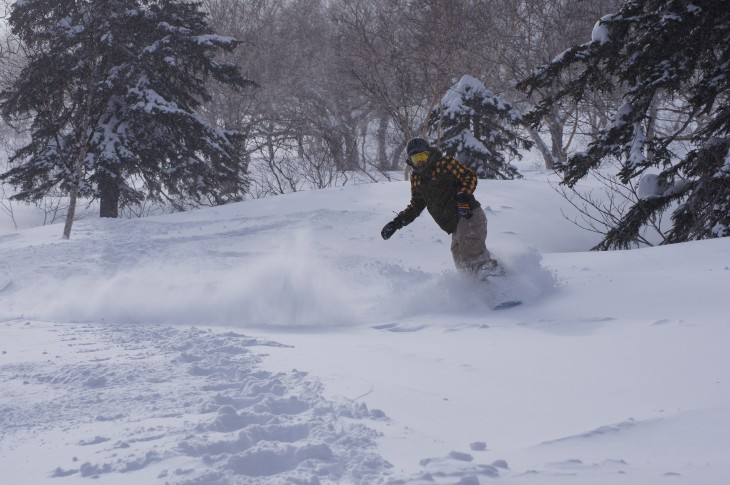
[{"left": 372, "top": 322, "right": 428, "bottom": 332}]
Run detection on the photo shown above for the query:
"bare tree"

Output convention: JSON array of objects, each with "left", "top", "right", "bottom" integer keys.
[
  {"left": 204, "top": 0, "right": 381, "bottom": 192},
  {"left": 487, "top": 0, "right": 623, "bottom": 169},
  {"left": 201, "top": 0, "right": 628, "bottom": 191},
  {"left": 553, "top": 168, "right": 669, "bottom": 248}
]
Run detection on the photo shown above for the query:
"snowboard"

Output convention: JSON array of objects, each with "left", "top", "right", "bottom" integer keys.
[
  {"left": 0, "top": 272, "right": 10, "bottom": 293},
  {"left": 491, "top": 300, "right": 522, "bottom": 311},
  {"left": 481, "top": 273, "right": 521, "bottom": 310}
]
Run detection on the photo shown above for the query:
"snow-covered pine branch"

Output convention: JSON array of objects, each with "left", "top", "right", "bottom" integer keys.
[{"left": 518, "top": 0, "right": 730, "bottom": 248}]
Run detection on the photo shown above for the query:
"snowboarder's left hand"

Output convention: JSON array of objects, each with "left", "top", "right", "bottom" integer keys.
[{"left": 456, "top": 192, "right": 472, "bottom": 219}]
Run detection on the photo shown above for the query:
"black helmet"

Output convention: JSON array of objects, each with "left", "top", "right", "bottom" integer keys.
[{"left": 406, "top": 137, "right": 430, "bottom": 156}]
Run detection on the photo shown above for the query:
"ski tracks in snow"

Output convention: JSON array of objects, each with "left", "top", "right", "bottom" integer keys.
[{"left": 0, "top": 320, "right": 390, "bottom": 484}]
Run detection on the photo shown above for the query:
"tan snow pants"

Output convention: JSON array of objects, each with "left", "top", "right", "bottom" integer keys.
[{"left": 450, "top": 208, "right": 497, "bottom": 276}]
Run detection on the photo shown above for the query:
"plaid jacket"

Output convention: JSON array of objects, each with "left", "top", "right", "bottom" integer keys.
[{"left": 399, "top": 150, "right": 480, "bottom": 234}]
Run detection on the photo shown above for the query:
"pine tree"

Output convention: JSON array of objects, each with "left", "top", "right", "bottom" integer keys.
[
  {"left": 519, "top": 0, "right": 730, "bottom": 248},
  {"left": 0, "top": 0, "right": 254, "bottom": 238},
  {"left": 429, "top": 75, "right": 532, "bottom": 180}
]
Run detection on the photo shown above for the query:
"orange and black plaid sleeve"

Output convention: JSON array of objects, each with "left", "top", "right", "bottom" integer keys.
[
  {"left": 398, "top": 175, "right": 427, "bottom": 225},
  {"left": 443, "top": 157, "right": 477, "bottom": 195}
]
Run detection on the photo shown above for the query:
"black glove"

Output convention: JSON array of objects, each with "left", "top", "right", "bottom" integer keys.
[
  {"left": 381, "top": 217, "right": 404, "bottom": 240},
  {"left": 456, "top": 192, "right": 472, "bottom": 219}
]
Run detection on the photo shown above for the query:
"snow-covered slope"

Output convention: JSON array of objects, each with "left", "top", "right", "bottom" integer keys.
[{"left": 1, "top": 170, "right": 729, "bottom": 484}]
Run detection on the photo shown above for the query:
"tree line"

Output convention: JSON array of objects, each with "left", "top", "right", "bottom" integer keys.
[{"left": 1, "top": 0, "right": 727, "bottom": 248}]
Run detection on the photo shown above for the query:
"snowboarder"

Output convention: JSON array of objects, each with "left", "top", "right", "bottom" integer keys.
[{"left": 381, "top": 137, "right": 504, "bottom": 279}]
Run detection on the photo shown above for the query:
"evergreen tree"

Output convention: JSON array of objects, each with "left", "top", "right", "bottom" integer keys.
[
  {"left": 0, "top": 0, "right": 254, "bottom": 237},
  {"left": 429, "top": 75, "right": 531, "bottom": 179},
  {"left": 519, "top": 0, "right": 730, "bottom": 248}
]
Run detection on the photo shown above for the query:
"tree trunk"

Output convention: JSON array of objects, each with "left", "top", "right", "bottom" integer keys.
[
  {"left": 646, "top": 93, "right": 660, "bottom": 162},
  {"left": 549, "top": 119, "right": 567, "bottom": 167},
  {"left": 376, "top": 113, "right": 389, "bottom": 170},
  {"left": 63, "top": 3, "right": 98, "bottom": 239},
  {"left": 99, "top": 173, "right": 120, "bottom": 218},
  {"left": 325, "top": 132, "right": 345, "bottom": 171},
  {"left": 527, "top": 128, "right": 557, "bottom": 170},
  {"left": 63, "top": 146, "right": 89, "bottom": 239},
  {"left": 344, "top": 123, "right": 359, "bottom": 171}
]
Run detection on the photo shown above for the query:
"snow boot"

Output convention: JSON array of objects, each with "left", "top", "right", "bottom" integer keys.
[{"left": 477, "top": 259, "right": 505, "bottom": 280}]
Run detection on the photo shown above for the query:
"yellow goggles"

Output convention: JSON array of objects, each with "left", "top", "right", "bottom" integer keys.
[{"left": 409, "top": 151, "right": 429, "bottom": 165}]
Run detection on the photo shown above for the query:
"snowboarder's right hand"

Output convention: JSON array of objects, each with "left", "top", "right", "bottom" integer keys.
[{"left": 381, "top": 217, "right": 404, "bottom": 240}]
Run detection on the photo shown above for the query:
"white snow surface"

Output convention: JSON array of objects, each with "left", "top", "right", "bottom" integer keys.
[
  {"left": 1, "top": 165, "right": 729, "bottom": 484},
  {"left": 591, "top": 15, "right": 613, "bottom": 44}
]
